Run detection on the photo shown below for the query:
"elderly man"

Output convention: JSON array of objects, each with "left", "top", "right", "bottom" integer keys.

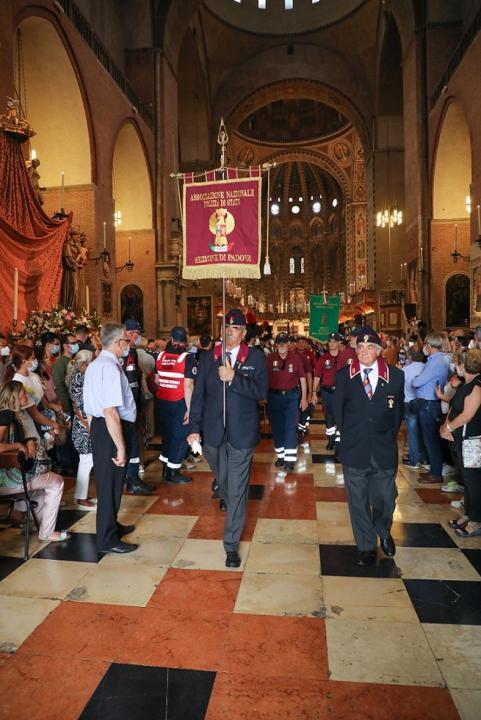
[
  {"left": 333, "top": 327, "right": 404, "bottom": 566},
  {"left": 83, "top": 322, "right": 138, "bottom": 554},
  {"left": 412, "top": 333, "right": 449, "bottom": 484},
  {"left": 188, "top": 309, "right": 268, "bottom": 567}
]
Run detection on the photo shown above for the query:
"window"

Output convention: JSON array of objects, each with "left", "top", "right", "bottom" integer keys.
[
  {"left": 301, "top": 257, "right": 305, "bottom": 274},
  {"left": 289, "top": 257, "right": 295, "bottom": 274}
]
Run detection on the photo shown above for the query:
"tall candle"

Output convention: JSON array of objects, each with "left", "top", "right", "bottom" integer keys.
[
  {"left": 60, "top": 172, "right": 65, "bottom": 209},
  {"left": 85, "top": 285, "right": 90, "bottom": 315},
  {"left": 13, "top": 267, "right": 18, "bottom": 321},
  {"left": 477, "top": 205, "right": 481, "bottom": 235},
  {"left": 454, "top": 223, "right": 458, "bottom": 251},
  {"left": 128, "top": 236, "right": 132, "bottom": 261},
  {"left": 103, "top": 221, "right": 106, "bottom": 249},
  {"left": 420, "top": 246, "right": 424, "bottom": 270}
]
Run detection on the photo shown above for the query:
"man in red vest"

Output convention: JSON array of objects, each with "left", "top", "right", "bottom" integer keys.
[{"left": 155, "top": 326, "right": 196, "bottom": 484}]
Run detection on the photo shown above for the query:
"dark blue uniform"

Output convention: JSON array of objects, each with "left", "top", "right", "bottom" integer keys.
[
  {"left": 267, "top": 351, "right": 305, "bottom": 468},
  {"left": 189, "top": 342, "right": 268, "bottom": 552}
]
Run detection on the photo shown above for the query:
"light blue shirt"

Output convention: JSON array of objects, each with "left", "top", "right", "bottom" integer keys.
[
  {"left": 83, "top": 349, "right": 137, "bottom": 422},
  {"left": 402, "top": 361, "right": 425, "bottom": 402},
  {"left": 411, "top": 351, "right": 448, "bottom": 400}
]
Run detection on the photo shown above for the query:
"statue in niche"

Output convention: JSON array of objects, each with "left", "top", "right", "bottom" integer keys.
[
  {"left": 60, "top": 226, "right": 81, "bottom": 309},
  {"left": 356, "top": 213, "right": 365, "bottom": 237},
  {"left": 27, "top": 158, "right": 46, "bottom": 206},
  {"left": 357, "top": 239, "right": 366, "bottom": 259},
  {"left": 76, "top": 232, "right": 90, "bottom": 308}
]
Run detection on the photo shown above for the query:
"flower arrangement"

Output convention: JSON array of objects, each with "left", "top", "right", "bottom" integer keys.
[{"left": 21, "top": 306, "right": 101, "bottom": 339}]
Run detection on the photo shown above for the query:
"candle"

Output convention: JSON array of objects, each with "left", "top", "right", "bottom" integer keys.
[
  {"left": 420, "top": 246, "right": 424, "bottom": 270},
  {"left": 31, "top": 149, "right": 36, "bottom": 161},
  {"left": 60, "top": 172, "right": 65, "bottom": 209},
  {"left": 128, "top": 236, "right": 132, "bottom": 261},
  {"left": 477, "top": 205, "right": 480, "bottom": 235},
  {"left": 13, "top": 267, "right": 18, "bottom": 321},
  {"left": 85, "top": 285, "right": 90, "bottom": 315},
  {"left": 454, "top": 223, "right": 458, "bottom": 251},
  {"left": 103, "top": 221, "right": 106, "bottom": 249}
]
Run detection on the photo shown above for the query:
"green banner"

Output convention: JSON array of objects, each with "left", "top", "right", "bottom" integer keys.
[{"left": 309, "top": 294, "right": 341, "bottom": 342}]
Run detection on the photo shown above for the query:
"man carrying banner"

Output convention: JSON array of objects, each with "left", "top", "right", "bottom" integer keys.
[
  {"left": 267, "top": 332, "right": 308, "bottom": 471},
  {"left": 312, "top": 332, "right": 341, "bottom": 451},
  {"left": 333, "top": 327, "right": 404, "bottom": 566},
  {"left": 187, "top": 309, "right": 268, "bottom": 568}
]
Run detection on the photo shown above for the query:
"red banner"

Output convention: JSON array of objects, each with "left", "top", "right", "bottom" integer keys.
[{"left": 182, "top": 177, "right": 262, "bottom": 279}]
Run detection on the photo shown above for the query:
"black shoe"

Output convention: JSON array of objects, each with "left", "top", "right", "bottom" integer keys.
[
  {"left": 380, "top": 535, "right": 396, "bottom": 557},
  {"left": 284, "top": 462, "right": 295, "bottom": 472},
  {"left": 60, "top": 466, "right": 76, "bottom": 477},
  {"left": 118, "top": 523, "right": 135, "bottom": 537},
  {"left": 326, "top": 439, "right": 335, "bottom": 451},
  {"left": 126, "top": 481, "right": 152, "bottom": 495},
  {"left": 219, "top": 499, "right": 227, "bottom": 512},
  {"left": 211, "top": 478, "right": 220, "bottom": 498},
  {"left": 275, "top": 459, "right": 285, "bottom": 468},
  {"left": 225, "top": 550, "right": 241, "bottom": 568},
  {"left": 357, "top": 550, "right": 377, "bottom": 566},
  {"left": 162, "top": 463, "right": 168, "bottom": 479},
  {"left": 297, "top": 430, "right": 305, "bottom": 443},
  {"left": 164, "top": 469, "right": 192, "bottom": 484},
  {"left": 100, "top": 541, "right": 138, "bottom": 554}
]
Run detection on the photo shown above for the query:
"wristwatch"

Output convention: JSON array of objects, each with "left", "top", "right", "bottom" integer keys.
[{"left": 446, "top": 422, "right": 452, "bottom": 432}]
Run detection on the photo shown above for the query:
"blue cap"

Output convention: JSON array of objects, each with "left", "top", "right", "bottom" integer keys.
[
  {"left": 356, "top": 326, "right": 382, "bottom": 346},
  {"left": 225, "top": 309, "right": 246, "bottom": 326},
  {"left": 171, "top": 326, "right": 188, "bottom": 343},
  {"left": 125, "top": 319, "right": 142, "bottom": 332}
]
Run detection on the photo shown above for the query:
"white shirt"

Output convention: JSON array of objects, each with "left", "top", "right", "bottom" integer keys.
[
  {"left": 359, "top": 361, "right": 379, "bottom": 394},
  {"left": 83, "top": 349, "right": 137, "bottom": 422},
  {"left": 225, "top": 344, "right": 241, "bottom": 367}
]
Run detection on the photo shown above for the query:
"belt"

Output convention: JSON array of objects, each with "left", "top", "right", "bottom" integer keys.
[
  {"left": 321, "top": 385, "right": 335, "bottom": 393},
  {"left": 269, "top": 387, "right": 300, "bottom": 395}
]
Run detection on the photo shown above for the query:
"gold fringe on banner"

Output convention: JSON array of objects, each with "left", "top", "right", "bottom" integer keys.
[{"left": 182, "top": 264, "right": 261, "bottom": 281}]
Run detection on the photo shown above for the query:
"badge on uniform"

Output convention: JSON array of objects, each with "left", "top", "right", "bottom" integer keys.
[
  {"left": 387, "top": 395, "right": 395, "bottom": 409},
  {"left": 126, "top": 364, "right": 134, "bottom": 371},
  {"left": 325, "top": 360, "right": 331, "bottom": 369},
  {"left": 288, "top": 363, "right": 293, "bottom": 373}
]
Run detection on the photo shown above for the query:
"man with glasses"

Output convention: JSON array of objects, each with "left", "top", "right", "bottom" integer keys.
[
  {"left": 83, "top": 322, "right": 138, "bottom": 554},
  {"left": 188, "top": 309, "right": 268, "bottom": 567},
  {"left": 333, "top": 327, "right": 404, "bottom": 566}
]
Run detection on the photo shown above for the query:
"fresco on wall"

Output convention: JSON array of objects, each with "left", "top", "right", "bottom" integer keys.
[
  {"left": 121, "top": 284, "right": 144, "bottom": 328},
  {"left": 187, "top": 296, "right": 212, "bottom": 335},
  {"left": 445, "top": 274, "right": 470, "bottom": 327}
]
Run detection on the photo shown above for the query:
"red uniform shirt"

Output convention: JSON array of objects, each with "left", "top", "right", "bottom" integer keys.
[
  {"left": 295, "top": 351, "right": 313, "bottom": 375},
  {"left": 315, "top": 352, "right": 339, "bottom": 387},
  {"left": 337, "top": 345, "right": 357, "bottom": 369},
  {"left": 267, "top": 351, "right": 305, "bottom": 390}
]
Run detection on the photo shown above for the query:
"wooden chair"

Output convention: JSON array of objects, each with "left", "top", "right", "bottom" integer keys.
[{"left": 0, "top": 451, "right": 39, "bottom": 561}]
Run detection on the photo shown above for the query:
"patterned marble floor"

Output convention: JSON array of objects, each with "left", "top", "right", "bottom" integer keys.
[{"left": 0, "top": 413, "right": 480, "bottom": 719}]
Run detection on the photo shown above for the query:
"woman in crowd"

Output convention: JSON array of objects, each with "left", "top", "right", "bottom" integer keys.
[
  {"left": 69, "top": 350, "right": 96, "bottom": 510},
  {"left": 0, "top": 381, "right": 69, "bottom": 542},
  {"left": 4, "top": 345, "right": 61, "bottom": 440},
  {"left": 440, "top": 349, "right": 481, "bottom": 537},
  {"left": 402, "top": 347, "right": 428, "bottom": 470}
]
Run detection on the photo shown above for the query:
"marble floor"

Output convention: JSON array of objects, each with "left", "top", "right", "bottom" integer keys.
[{"left": 0, "top": 413, "right": 480, "bottom": 719}]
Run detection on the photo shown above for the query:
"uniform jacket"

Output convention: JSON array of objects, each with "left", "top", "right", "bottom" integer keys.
[
  {"left": 333, "top": 357, "right": 404, "bottom": 469},
  {"left": 189, "top": 343, "right": 268, "bottom": 449}
]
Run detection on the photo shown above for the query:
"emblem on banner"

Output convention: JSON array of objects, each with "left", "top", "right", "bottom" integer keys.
[{"left": 209, "top": 207, "right": 235, "bottom": 252}]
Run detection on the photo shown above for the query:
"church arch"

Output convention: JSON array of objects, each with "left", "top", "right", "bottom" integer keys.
[
  {"left": 112, "top": 121, "right": 153, "bottom": 230},
  {"left": 178, "top": 30, "right": 210, "bottom": 166},
  {"left": 445, "top": 273, "right": 470, "bottom": 328},
  {"left": 15, "top": 15, "right": 92, "bottom": 187},
  {"left": 120, "top": 283, "right": 144, "bottom": 329},
  {"left": 432, "top": 100, "right": 472, "bottom": 220}
]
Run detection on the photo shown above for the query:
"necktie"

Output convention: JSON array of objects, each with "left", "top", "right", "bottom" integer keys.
[
  {"left": 363, "top": 368, "right": 373, "bottom": 399},
  {"left": 226, "top": 351, "right": 232, "bottom": 367}
]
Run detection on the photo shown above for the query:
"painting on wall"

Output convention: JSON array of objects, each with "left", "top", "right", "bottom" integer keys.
[
  {"left": 102, "top": 283, "right": 112, "bottom": 316},
  {"left": 121, "top": 284, "right": 144, "bottom": 328},
  {"left": 187, "top": 296, "right": 213, "bottom": 335}
]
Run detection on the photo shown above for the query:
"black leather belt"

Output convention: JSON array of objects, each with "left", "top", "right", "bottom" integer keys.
[
  {"left": 269, "top": 387, "right": 300, "bottom": 395},
  {"left": 321, "top": 386, "right": 335, "bottom": 393}
]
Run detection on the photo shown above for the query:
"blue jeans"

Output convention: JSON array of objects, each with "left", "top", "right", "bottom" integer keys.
[
  {"left": 404, "top": 402, "right": 426, "bottom": 465},
  {"left": 418, "top": 400, "right": 443, "bottom": 476}
]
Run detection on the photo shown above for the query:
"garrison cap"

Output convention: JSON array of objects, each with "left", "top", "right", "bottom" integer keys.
[
  {"left": 349, "top": 325, "right": 363, "bottom": 337},
  {"left": 124, "top": 319, "right": 143, "bottom": 332},
  {"left": 225, "top": 308, "right": 246, "bottom": 326},
  {"left": 171, "top": 326, "right": 188, "bottom": 342},
  {"left": 275, "top": 332, "right": 289, "bottom": 344},
  {"left": 356, "top": 326, "right": 382, "bottom": 347},
  {"left": 328, "top": 332, "right": 342, "bottom": 341}
]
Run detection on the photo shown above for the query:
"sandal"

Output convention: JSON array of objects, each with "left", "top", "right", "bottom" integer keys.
[
  {"left": 448, "top": 516, "right": 468, "bottom": 529},
  {"left": 455, "top": 523, "right": 481, "bottom": 538},
  {"left": 39, "top": 529, "right": 72, "bottom": 542}
]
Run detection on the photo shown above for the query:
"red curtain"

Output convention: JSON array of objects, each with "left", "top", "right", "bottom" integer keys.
[{"left": 0, "top": 132, "right": 70, "bottom": 333}]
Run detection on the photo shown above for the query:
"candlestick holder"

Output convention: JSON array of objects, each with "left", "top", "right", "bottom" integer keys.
[
  {"left": 9, "top": 318, "right": 21, "bottom": 345},
  {"left": 450, "top": 248, "right": 470, "bottom": 263},
  {"left": 52, "top": 210, "right": 68, "bottom": 220},
  {"left": 115, "top": 259, "right": 134, "bottom": 272},
  {"left": 90, "top": 249, "right": 111, "bottom": 264}
]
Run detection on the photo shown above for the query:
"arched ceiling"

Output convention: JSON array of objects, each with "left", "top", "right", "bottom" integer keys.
[
  {"left": 204, "top": 0, "right": 368, "bottom": 36},
  {"left": 269, "top": 161, "right": 342, "bottom": 217},
  {"left": 238, "top": 98, "right": 349, "bottom": 143}
]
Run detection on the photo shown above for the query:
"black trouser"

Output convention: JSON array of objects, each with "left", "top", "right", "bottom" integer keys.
[
  {"left": 452, "top": 445, "right": 481, "bottom": 521},
  {"left": 91, "top": 417, "right": 132, "bottom": 551}
]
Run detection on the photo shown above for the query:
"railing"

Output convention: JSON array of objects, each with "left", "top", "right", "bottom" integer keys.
[
  {"left": 56, "top": 0, "right": 153, "bottom": 128},
  {"left": 431, "top": 4, "right": 481, "bottom": 109}
]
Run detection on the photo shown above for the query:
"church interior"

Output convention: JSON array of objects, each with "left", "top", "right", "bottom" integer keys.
[{"left": 1, "top": 1, "right": 481, "bottom": 718}]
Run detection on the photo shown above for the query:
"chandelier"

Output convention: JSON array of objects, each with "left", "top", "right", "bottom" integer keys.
[{"left": 376, "top": 205, "right": 403, "bottom": 284}]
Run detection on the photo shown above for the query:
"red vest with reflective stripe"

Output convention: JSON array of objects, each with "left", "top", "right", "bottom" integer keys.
[{"left": 155, "top": 351, "right": 187, "bottom": 401}]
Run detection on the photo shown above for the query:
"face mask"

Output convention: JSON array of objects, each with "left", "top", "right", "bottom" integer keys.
[
  {"left": 121, "top": 348, "right": 129, "bottom": 358},
  {"left": 69, "top": 343, "right": 79, "bottom": 355},
  {"left": 449, "top": 362, "right": 456, "bottom": 373},
  {"left": 134, "top": 335, "right": 142, "bottom": 347},
  {"left": 0, "top": 346, "right": 10, "bottom": 357},
  {"left": 456, "top": 366, "right": 464, "bottom": 378},
  {"left": 28, "top": 359, "right": 38, "bottom": 372},
  {"left": 423, "top": 346, "right": 429, "bottom": 356},
  {"left": 51, "top": 345, "right": 60, "bottom": 355}
]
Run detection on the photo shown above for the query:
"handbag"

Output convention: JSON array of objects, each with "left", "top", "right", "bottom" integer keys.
[{"left": 462, "top": 425, "right": 481, "bottom": 468}]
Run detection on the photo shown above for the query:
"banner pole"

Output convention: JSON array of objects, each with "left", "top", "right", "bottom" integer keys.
[{"left": 218, "top": 118, "right": 229, "bottom": 427}]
